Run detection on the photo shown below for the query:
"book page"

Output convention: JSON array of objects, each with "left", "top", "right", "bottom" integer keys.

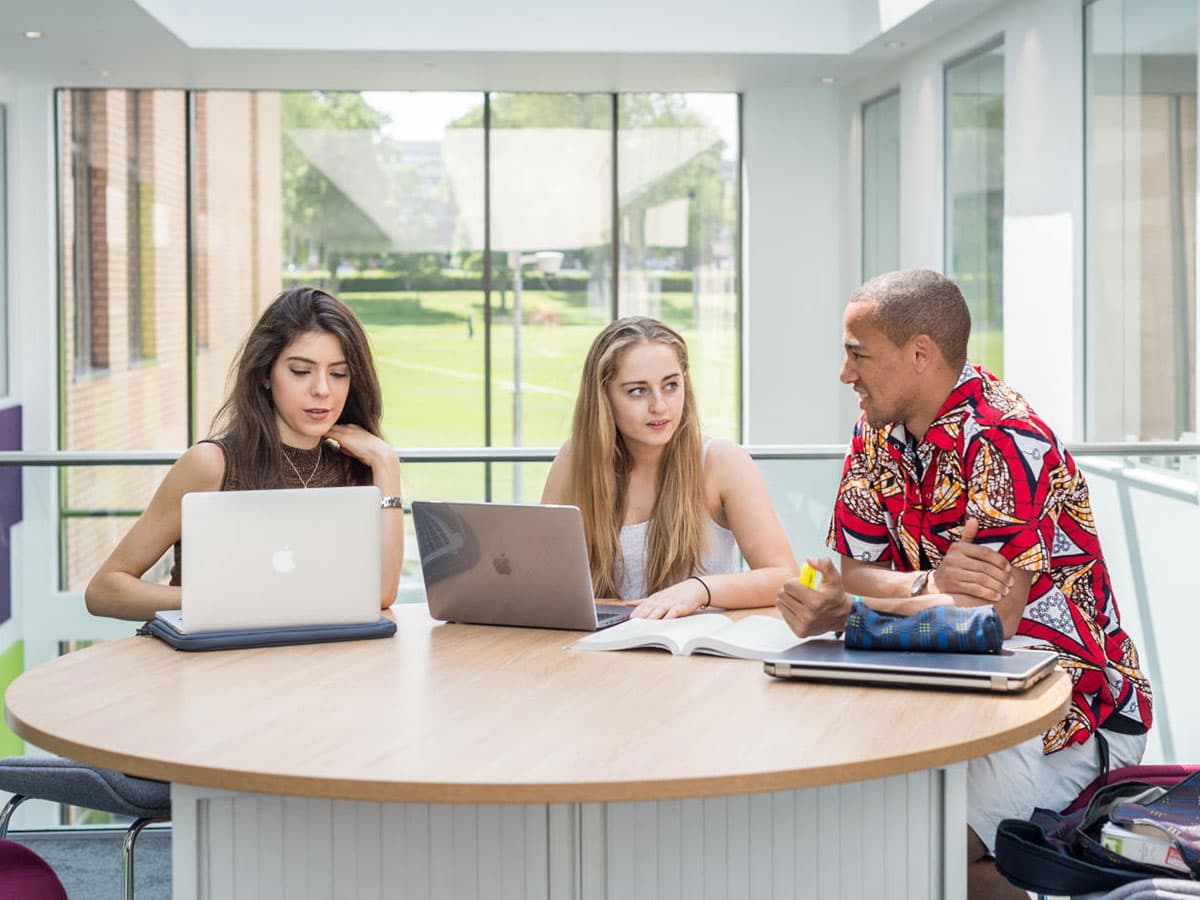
[
  {"left": 686, "top": 615, "right": 810, "bottom": 660},
  {"left": 572, "top": 613, "right": 732, "bottom": 655}
]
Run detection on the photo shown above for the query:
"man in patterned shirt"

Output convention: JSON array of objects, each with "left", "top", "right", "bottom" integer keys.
[{"left": 777, "top": 269, "right": 1152, "bottom": 899}]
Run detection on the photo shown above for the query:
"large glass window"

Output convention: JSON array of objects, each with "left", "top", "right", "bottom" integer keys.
[
  {"left": 619, "top": 93, "right": 740, "bottom": 441},
  {"left": 1086, "top": 0, "right": 1197, "bottom": 443},
  {"left": 487, "top": 92, "right": 613, "bottom": 501},
  {"left": 65, "top": 91, "right": 104, "bottom": 376},
  {"left": 862, "top": 90, "right": 901, "bottom": 280},
  {"left": 192, "top": 91, "right": 282, "bottom": 436},
  {"left": 945, "top": 41, "right": 1005, "bottom": 375},
  {"left": 281, "top": 91, "right": 486, "bottom": 502},
  {"left": 57, "top": 89, "right": 188, "bottom": 590},
  {"left": 125, "top": 91, "right": 154, "bottom": 364},
  {"left": 55, "top": 89, "right": 743, "bottom": 588}
]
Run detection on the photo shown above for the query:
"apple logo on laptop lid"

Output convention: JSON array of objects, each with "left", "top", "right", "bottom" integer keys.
[
  {"left": 272, "top": 546, "right": 297, "bottom": 574},
  {"left": 493, "top": 553, "right": 512, "bottom": 575}
]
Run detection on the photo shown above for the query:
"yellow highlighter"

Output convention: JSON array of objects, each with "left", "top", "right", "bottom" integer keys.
[{"left": 799, "top": 562, "right": 819, "bottom": 588}]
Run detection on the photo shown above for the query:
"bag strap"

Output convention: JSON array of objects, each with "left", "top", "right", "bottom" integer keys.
[{"left": 1095, "top": 729, "right": 1111, "bottom": 783}]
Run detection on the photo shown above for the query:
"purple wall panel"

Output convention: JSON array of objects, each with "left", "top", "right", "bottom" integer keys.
[{"left": 0, "top": 405, "right": 21, "bottom": 624}]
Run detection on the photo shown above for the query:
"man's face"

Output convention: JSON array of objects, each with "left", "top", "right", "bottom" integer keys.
[{"left": 839, "top": 302, "right": 916, "bottom": 428}]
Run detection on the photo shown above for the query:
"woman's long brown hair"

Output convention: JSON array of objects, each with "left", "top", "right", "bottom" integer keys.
[
  {"left": 566, "top": 317, "right": 707, "bottom": 599},
  {"left": 209, "top": 286, "right": 384, "bottom": 490}
]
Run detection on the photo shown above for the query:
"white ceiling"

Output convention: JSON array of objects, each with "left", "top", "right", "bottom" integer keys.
[
  {"left": 136, "top": 0, "right": 851, "bottom": 55},
  {"left": 0, "top": 0, "right": 1009, "bottom": 91}
]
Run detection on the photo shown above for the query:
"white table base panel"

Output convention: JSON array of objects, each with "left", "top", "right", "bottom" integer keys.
[{"left": 171, "top": 765, "right": 966, "bottom": 900}]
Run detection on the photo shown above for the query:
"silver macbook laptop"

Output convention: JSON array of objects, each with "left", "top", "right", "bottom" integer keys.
[
  {"left": 763, "top": 639, "right": 1058, "bottom": 693},
  {"left": 156, "top": 485, "right": 382, "bottom": 633},
  {"left": 412, "top": 500, "right": 632, "bottom": 631}
]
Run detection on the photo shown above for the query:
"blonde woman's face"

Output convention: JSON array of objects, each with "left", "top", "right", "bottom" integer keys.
[
  {"left": 268, "top": 330, "right": 351, "bottom": 448},
  {"left": 605, "top": 340, "right": 686, "bottom": 450}
]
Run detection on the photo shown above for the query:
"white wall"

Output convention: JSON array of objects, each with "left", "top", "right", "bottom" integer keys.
[
  {"left": 743, "top": 85, "right": 849, "bottom": 445},
  {"left": 1, "top": 77, "right": 56, "bottom": 455},
  {"left": 1002, "top": 0, "right": 1086, "bottom": 440}
]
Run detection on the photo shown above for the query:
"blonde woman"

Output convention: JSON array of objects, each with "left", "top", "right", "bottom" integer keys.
[{"left": 542, "top": 317, "right": 798, "bottom": 618}]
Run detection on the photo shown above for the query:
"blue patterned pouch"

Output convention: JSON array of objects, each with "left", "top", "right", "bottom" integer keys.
[{"left": 843, "top": 599, "right": 1004, "bottom": 653}]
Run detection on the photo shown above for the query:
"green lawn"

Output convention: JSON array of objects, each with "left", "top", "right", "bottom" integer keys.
[{"left": 341, "top": 289, "right": 739, "bottom": 506}]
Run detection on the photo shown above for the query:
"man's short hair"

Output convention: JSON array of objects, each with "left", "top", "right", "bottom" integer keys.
[{"left": 849, "top": 269, "right": 971, "bottom": 368}]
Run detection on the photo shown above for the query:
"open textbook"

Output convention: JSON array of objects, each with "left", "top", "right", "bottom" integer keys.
[{"left": 572, "top": 613, "right": 818, "bottom": 660}]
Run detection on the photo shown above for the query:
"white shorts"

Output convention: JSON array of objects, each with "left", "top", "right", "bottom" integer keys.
[{"left": 967, "top": 727, "right": 1147, "bottom": 854}]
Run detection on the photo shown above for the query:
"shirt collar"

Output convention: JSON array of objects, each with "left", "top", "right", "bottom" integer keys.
[{"left": 919, "top": 363, "right": 981, "bottom": 452}]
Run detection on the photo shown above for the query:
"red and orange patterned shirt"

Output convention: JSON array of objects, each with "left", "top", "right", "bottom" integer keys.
[{"left": 827, "top": 365, "right": 1153, "bottom": 753}]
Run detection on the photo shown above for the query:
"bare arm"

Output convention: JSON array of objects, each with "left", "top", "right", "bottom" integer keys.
[
  {"left": 540, "top": 441, "right": 573, "bottom": 505},
  {"left": 840, "top": 515, "right": 1025, "bottom": 635},
  {"left": 85, "top": 442, "right": 225, "bottom": 621},
  {"left": 326, "top": 425, "right": 403, "bottom": 608},
  {"left": 842, "top": 519, "right": 1014, "bottom": 605},
  {"left": 631, "top": 440, "right": 799, "bottom": 618},
  {"left": 840, "top": 556, "right": 927, "bottom": 599}
]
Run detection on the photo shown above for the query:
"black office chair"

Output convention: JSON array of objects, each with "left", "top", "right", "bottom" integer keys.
[{"left": 0, "top": 756, "right": 170, "bottom": 900}]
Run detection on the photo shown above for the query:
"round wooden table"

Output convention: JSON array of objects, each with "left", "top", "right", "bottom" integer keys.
[{"left": 6, "top": 605, "right": 1070, "bottom": 900}]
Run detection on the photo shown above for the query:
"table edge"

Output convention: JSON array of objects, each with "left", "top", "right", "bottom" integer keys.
[{"left": 6, "top": 671, "right": 1071, "bottom": 803}]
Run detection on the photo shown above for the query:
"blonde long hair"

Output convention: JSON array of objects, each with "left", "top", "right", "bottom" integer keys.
[{"left": 567, "top": 317, "right": 708, "bottom": 598}]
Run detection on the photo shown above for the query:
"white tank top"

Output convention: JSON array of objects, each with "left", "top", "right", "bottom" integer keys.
[{"left": 614, "top": 439, "right": 738, "bottom": 600}]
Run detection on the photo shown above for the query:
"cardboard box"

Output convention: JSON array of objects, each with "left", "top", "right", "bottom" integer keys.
[{"left": 1100, "top": 822, "right": 1190, "bottom": 874}]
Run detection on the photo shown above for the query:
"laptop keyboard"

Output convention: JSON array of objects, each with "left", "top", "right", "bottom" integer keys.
[{"left": 596, "top": 603, "right": 631, "bottom": 627}]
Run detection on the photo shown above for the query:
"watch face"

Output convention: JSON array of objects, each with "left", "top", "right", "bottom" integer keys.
[{"left": 910, "top": 571, "right": 929, "bottom": 596}]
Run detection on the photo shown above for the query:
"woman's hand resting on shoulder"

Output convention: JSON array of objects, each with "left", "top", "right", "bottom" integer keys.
[
  {"left": 324, "top": 424, "right": 396, "bottom": 471},
  {"left": 626, "top": 577, "right": 710, "bottom": 619}
]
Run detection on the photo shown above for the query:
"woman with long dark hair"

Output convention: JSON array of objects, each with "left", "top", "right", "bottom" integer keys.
[
  {"left": 86, "top": 287, "right": 403, "bottom": 620},
  {"left": 542, "top": 316, "right": 797, "bottom": 617}
]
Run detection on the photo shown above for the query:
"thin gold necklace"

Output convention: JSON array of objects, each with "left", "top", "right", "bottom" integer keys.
[{"left": 282, "top": 442, "right": 322, "bottom": 488}]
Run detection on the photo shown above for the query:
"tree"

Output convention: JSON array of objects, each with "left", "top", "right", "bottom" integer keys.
[
  {"left": 281, "top": 91, "right": 393, "bottom": 279},
  {"left": 449, "top": 93, "right": 730, "bottom": 274}
]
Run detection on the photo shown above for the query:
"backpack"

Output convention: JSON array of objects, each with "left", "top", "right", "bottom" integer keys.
[{"left": 994, "top": 765, "right": 1200, "bottom": 895}]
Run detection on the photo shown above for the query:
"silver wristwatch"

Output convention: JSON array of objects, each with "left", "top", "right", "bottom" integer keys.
[
  {"left": 380, "top": 495, "right": 404, "bottom": 510},
  {"left": 910, "top": 570, "right": 930, "bottom": 597}
]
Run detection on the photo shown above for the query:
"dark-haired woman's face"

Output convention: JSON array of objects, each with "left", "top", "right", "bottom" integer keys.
[{"left": 267, "top": 331, "right": 350, "bottom": 448}]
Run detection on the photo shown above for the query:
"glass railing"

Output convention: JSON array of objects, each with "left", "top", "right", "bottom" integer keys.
[{"left": 0, "top": 443, "right": 1196, "bottom": 828}]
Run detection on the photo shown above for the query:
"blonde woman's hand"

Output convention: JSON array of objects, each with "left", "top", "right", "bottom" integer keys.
[
  {"left": 324, "top": 424, "right": 395, "bottom": 470},
  {"left": 776, "top": 557, "right": 853, "bottom": 637},
  {"left": 626, "top": 578, "right": 710, "bottom": 619}
]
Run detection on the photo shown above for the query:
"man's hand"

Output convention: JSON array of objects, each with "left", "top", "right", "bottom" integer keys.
[
  {"left": 776, "top": 557, "right": 853, "bottom": 638},
  {"left": 929, "top": 518, "right": 1013, "bottom": 604}
]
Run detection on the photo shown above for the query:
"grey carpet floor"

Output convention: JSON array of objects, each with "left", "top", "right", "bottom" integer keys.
[{"left": 11, "top": 827, "right": 171, "bottom": 900}]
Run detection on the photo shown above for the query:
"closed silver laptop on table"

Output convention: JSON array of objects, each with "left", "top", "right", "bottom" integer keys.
[
  {"left": 157, "top": 486, "right": 382, "bottom": 633},
  {"left": 412, "top": 500, "right": 631, "bottom": 631},
  {"left": 763, "top": 639, "right": 1058, "bottom": 693}
]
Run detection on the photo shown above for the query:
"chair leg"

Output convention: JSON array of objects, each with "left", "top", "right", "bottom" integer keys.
[
  {"left": 122, "top": 816, "right": 168, "bottom": 900},
  {"left": 0, "top": 794, "right": 27, "bottom": 839}
]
